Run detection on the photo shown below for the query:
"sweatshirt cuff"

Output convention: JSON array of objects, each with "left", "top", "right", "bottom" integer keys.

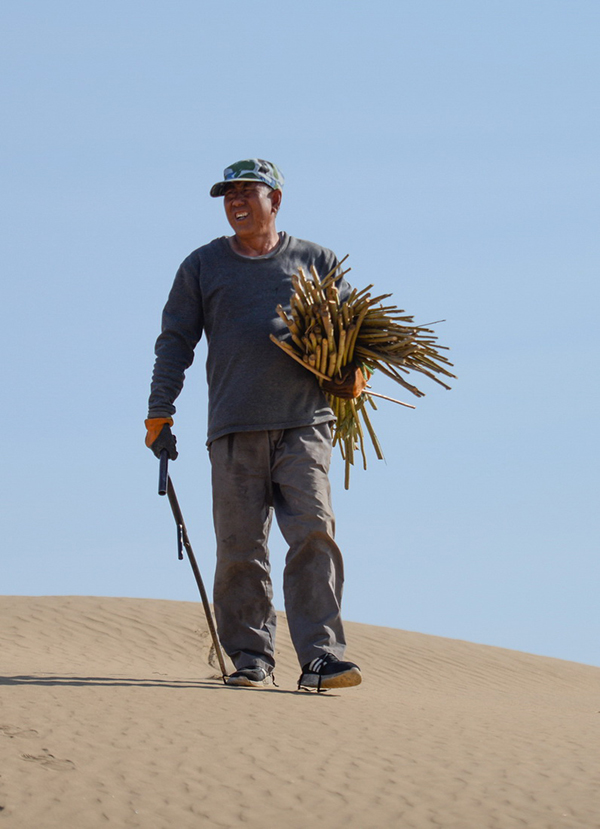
[{"left": 147, "top": 408, "right": 175, "bottom": 419}]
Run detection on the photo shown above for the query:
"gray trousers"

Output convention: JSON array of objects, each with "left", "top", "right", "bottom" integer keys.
[{"left": 209, "top": 423, "right": 346, "bottom": 671}]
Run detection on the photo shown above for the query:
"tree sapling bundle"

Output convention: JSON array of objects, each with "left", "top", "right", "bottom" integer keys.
[{"left": 270, "top": 257, "right": 455, "bottom": 488}]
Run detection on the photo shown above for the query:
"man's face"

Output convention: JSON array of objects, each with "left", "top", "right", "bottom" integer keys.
[{"left": 223, "top": 181, "right": 280, "bottom": 239}]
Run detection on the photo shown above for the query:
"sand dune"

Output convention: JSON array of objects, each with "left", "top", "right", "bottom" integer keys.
[{"left": 1, "top": 595, "right": 598, "bottom": 828}]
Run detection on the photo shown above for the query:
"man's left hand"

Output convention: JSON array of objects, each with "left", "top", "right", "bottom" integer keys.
[{"left": 322, "top": 364, "right": 370, "bottom": 399}]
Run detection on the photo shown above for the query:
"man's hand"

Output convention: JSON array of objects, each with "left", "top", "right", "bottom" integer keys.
[
  {"left": 145, "top": 417, "right": 178, "bottom": 460},
  {"left": 322, "top": 364, "right": 370, "bottom": 400}
]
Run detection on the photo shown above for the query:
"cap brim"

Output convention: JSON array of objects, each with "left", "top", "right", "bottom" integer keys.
[
  {"left": 209, "top": 177, "right": 276, "bottom": 197},
  {"left": 210, "top": 182, "right": 228, "bottom": 197}
]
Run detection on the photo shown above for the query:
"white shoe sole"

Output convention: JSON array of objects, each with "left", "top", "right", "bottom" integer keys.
[
  {"left": 225, "top": 674, "right": 273, "bottom": 688},
  {"left": 299, "top": 667, "right": 362, "bottom": 690}
]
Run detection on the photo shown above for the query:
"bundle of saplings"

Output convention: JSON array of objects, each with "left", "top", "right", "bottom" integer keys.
[{"left": 270, "top": 257, "right": 455, "bottom": 488}]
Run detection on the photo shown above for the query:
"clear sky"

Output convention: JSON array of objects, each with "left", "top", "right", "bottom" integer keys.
[{"left": 2, "top": 1, "right": 599, "bottom": 666}]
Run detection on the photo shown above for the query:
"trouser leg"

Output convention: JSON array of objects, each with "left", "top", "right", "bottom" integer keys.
[
  {"left": 210, "top": 432, "right": 277, "bottom": 672},
  {"left": 272, "top": 423, "right": 346, "bottom": 667}
]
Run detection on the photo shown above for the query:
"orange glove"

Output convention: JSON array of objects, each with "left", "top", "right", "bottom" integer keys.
[
  {"left": 145, "top": 417, "right": 173, "bottom": 447},
  {"left": 145, "top": 417, "right": 178, "bottom": 460},
  {"left": 322, "top": 364, "right": 370, "bottom": 399}
]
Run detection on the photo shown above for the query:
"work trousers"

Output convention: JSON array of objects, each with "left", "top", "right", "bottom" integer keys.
[{"left": 209, "top": 423, "right": 346, "bottom": 671}]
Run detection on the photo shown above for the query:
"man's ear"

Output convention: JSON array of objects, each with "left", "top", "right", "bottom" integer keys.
[{"left": 270, "top": 188, "right": 283, "bottom": 214}]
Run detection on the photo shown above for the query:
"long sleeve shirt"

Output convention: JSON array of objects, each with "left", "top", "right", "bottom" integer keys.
[{"left": 148, "top": 232, "right": 349, "bottom": 444}]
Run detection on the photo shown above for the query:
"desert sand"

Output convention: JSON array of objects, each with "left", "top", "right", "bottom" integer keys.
[{"left": 0, "top": 595, "right": 598, "bottom": 828}]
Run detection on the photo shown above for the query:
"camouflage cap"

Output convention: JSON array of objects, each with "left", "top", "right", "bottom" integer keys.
[{"left": 210, "top": 158, "right": 285, "bottom": 197}]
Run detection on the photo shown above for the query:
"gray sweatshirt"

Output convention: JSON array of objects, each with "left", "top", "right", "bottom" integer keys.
[{"left": 148, "top": 232, "right": 349, "bottom": 444}]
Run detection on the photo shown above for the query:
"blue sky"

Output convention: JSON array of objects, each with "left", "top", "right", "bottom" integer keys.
[{"left": 2, "top": 1, "right": 599, "bottom": 666}]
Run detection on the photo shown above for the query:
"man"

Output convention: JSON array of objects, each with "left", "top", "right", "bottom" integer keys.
[{"left": 145, "top": 159, "right": 366, "bottom": 690}]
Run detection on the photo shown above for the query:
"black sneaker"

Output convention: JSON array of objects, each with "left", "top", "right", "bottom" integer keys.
[
  {"left": 226, "top": 666, "right": 274, "bottom": 688},
  {"left": 298, "top": 653, "right": 362, "bottom": 691}
]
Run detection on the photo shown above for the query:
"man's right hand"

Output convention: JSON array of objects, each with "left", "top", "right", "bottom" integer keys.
[
  {"left": 322, "top": 364, "right": 370, "bottom": 400},
  {"left": 145, "top": 417, "right": 178, "bottom": 460}
]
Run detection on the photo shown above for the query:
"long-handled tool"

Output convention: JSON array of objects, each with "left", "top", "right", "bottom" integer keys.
[{"left": 158, "top": 450, "right": 228, "bottom": 683}]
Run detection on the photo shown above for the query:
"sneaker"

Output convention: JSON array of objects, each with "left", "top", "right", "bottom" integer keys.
[
  {"left": 226, "top": 666, "right": 274, "bottom": 688},
  {"left": 298, "top": 653, "right": 362, "bottom": 691}
]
